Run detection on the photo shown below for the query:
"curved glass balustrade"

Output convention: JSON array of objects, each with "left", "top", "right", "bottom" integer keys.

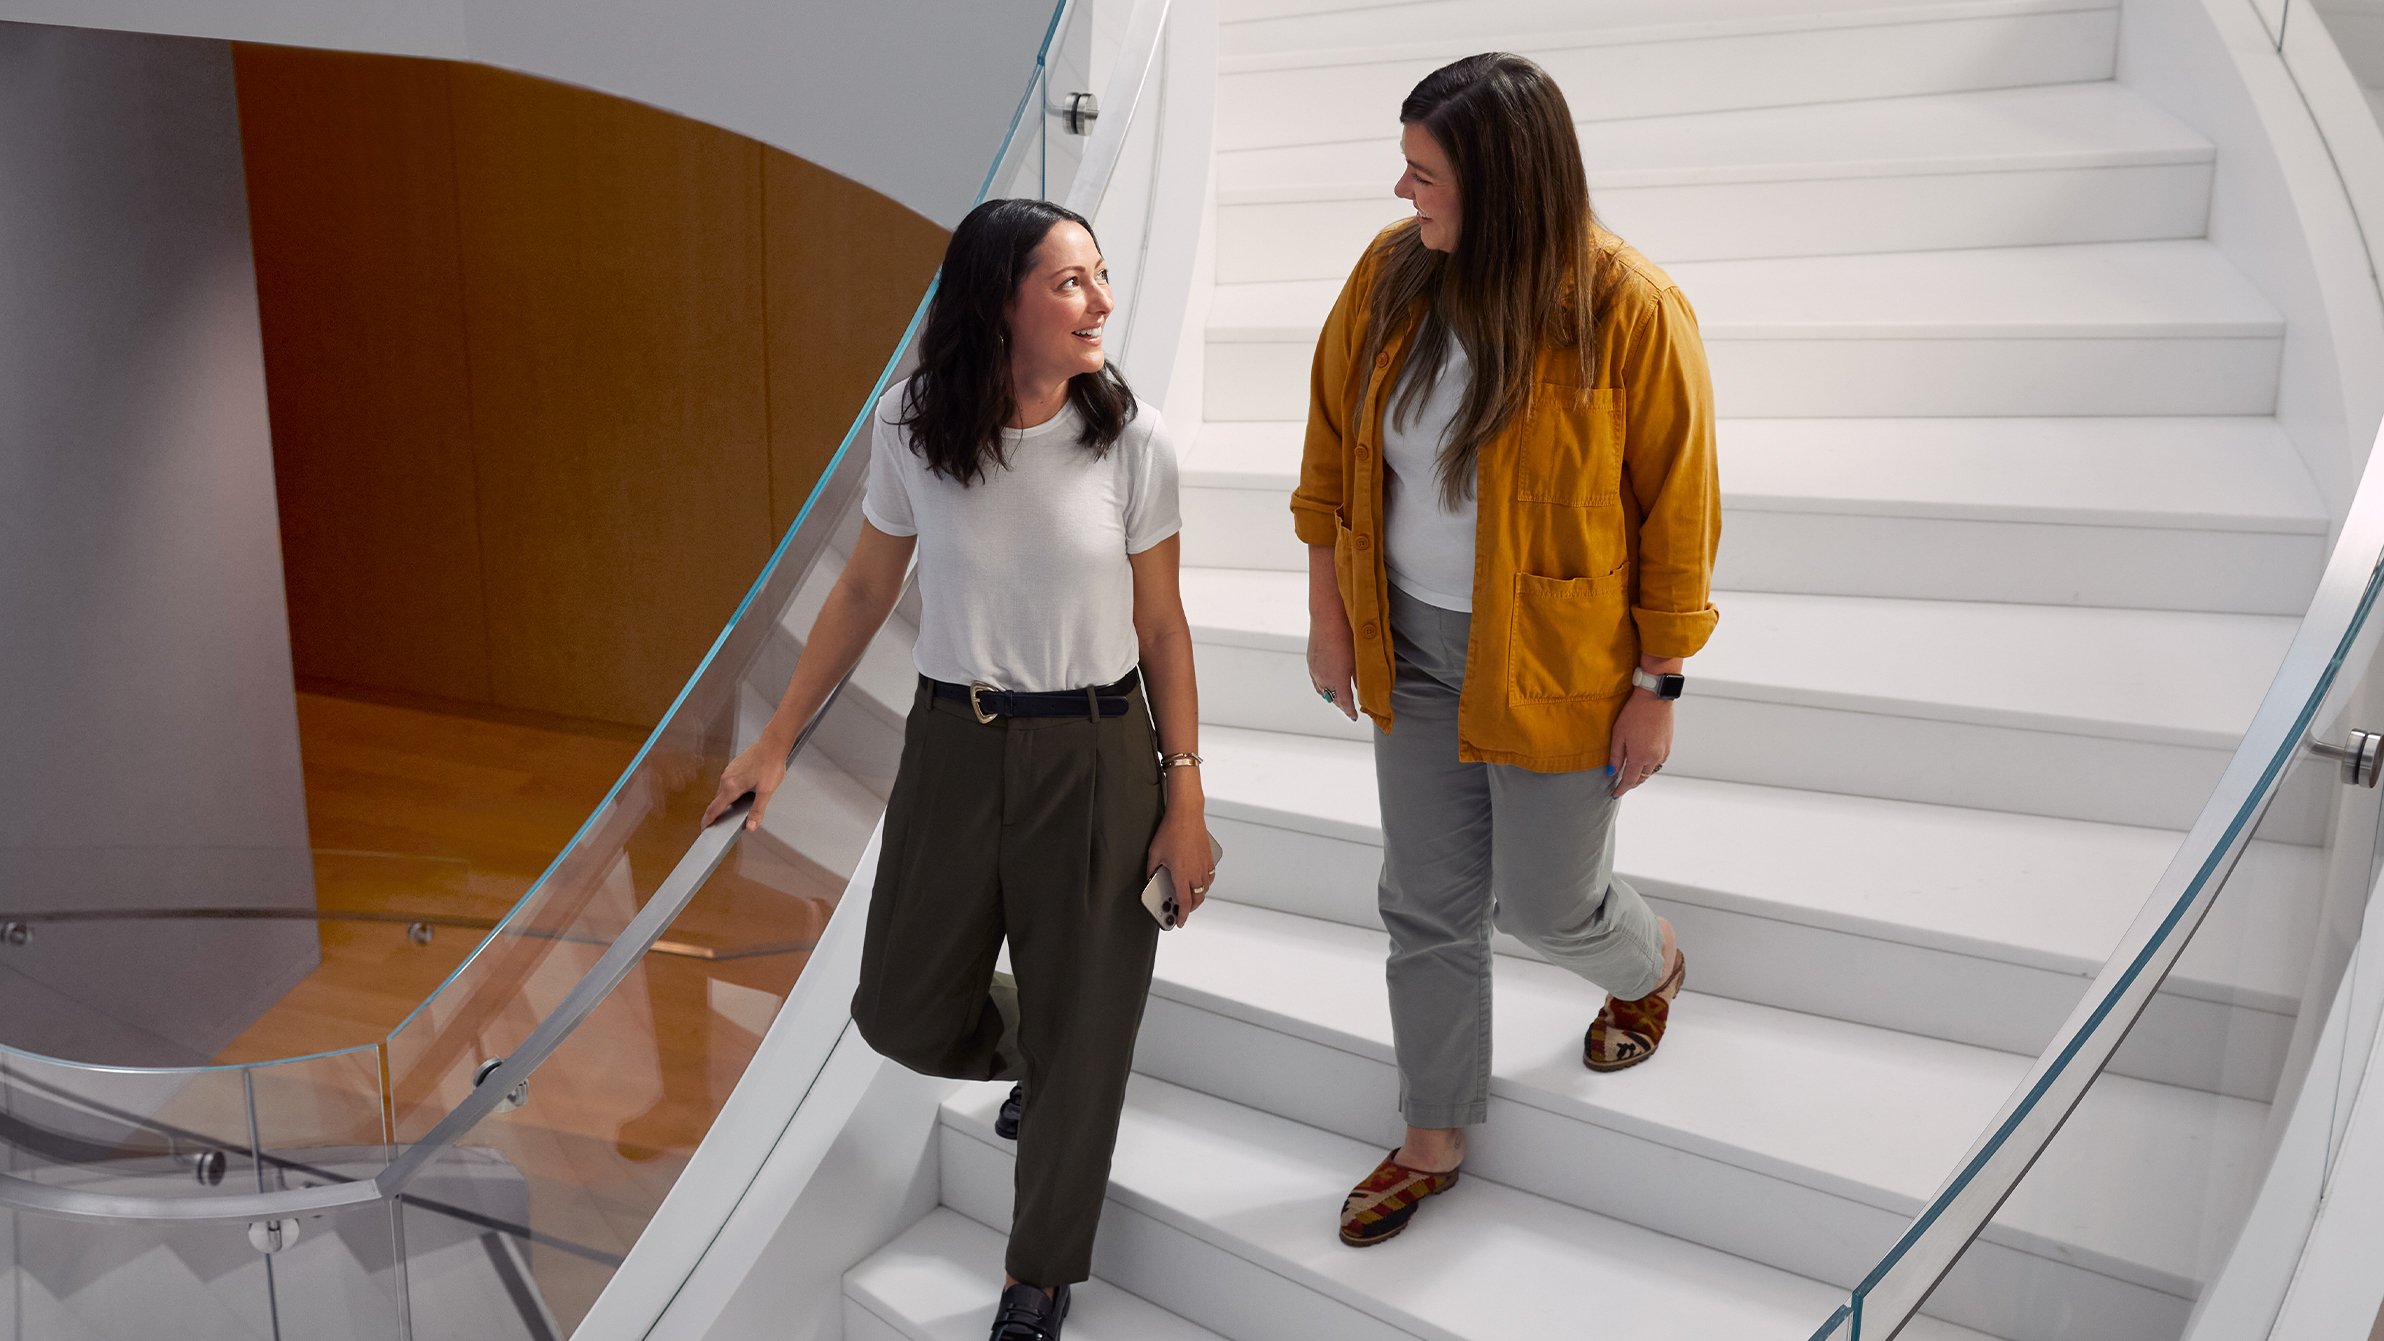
[
  {"left": 1798, "top": 5, "right": 2384, "bottom": 1334},
  {"left": 0, "top": 2, "right": 1157, "bottom": 1336},
  {"left": 1806, "top": 416, "right": 2384, "bottom": 1339}
]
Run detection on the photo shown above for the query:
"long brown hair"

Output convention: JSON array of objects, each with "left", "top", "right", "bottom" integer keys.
[{"left": 1360, "top": 53, "right": 1612, "bottom": 508}]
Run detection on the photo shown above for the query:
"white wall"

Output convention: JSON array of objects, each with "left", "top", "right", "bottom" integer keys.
[
  {"left": 0, "top": 24, "right": 318, "bottom": 1066},
  {"left": 2119, "top": 0, "right": 2384, "bottom": 516},
  {"left": 0, "top": 0, "right": 1064, "bottom": 230},
  {"left": 699, "top": 1060, "right": 949, "bottom": 1341}
]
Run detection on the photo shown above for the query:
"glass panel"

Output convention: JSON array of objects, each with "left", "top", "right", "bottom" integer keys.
[
  {"left": 0, "top": 1194, "right": 402, "bottom": 1341},
  {"left": 1818, "top": 537, "right": 2384, "bottom": 1337},
  {"left": 261, "top": 1198, "right": 408, "bottom": 1341},
  {"left": 378, "top": 563, "right": 923, "bottom": 1327},
  {"left": 399, "top": 1147, "right": 582, "bottom": 1340},
  {"left": 1882, "top": 735, "right": 2355, "bottom": 1341},
  {"left": 0, "top": 1045, "right": 384, "bottom": 1202},
  {"left": 8, "top": 1211, "right": 282, "bottom": 1340}
]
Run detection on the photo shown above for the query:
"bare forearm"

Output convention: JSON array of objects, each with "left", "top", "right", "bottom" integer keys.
[
  {"left": 1139, "top": 620, "right": 1204, "bottom": 813},
  {"left": 761, "top": 578, "right": 902, "bottom": 754},
  {"left": 1307, "top": 544, "right": 1342, "bottom": 620},
  {"left": 1141, "top": 624, "right": 1199, "bottom": 755}
]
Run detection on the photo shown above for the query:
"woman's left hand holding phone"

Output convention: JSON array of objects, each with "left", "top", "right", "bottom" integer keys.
[{"left": 1146, "top": 780, "right": 1215, "bottom": 924}]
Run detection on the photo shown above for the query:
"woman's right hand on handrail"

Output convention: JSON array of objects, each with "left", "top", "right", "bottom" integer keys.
[
  {"left": 701, "top": 737, "right": 790, "bottom": 832},
  {"left": 697, "top": 521, "right": 919, "bottom": 835}
]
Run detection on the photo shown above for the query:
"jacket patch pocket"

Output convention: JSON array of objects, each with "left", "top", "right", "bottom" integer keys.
[
  {"left": 1515, "top": 387, "right": 1622, "bottom": 507},
  {"left": 1508, "top": 569, "right": 1633, "bottom": 704}
]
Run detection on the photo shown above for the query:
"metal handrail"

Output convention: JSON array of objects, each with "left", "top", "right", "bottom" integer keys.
[
  {"left": 376, "top": 792, "right": 752, "bottom": 1194},
  {"left": 0, "top": 906, "right": 814, "bottom": 961}
]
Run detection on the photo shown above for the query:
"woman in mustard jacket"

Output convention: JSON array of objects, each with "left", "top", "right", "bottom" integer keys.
[{"left": 1294, "top": 53, "right": 1721, "bottom": 1247}]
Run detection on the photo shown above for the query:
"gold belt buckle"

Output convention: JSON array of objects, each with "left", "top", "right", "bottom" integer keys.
[{"left": 968, "top": 681, "right": 1000, "bottom": 725}]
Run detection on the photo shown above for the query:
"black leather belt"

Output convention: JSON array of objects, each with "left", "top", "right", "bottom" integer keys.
[{"left": 929, "top": 668, "right": 1140, "bottom": 723}]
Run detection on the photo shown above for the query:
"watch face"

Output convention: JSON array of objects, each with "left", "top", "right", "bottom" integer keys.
[{"left": 1656, "top": 674, "right": 1685, "bottom": 700}]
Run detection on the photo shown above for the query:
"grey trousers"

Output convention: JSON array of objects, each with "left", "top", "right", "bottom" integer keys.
[{"left": 1375, "top": 586, "right": 1667, "bottom": 1128}]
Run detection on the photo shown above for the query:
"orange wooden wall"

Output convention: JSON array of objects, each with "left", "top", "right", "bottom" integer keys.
[{"left": 235, "top": 47, "right": 947, "bottom": 727}]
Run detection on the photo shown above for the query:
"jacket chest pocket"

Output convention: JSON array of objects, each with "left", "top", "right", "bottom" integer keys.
[{"left": 1514, "top": 387, "right": 1622, "bottom": 507}]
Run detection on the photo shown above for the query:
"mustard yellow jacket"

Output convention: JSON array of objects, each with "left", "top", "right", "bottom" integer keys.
[{"left": 1291, "top": 233, "right": 1721, "bottom": 772}]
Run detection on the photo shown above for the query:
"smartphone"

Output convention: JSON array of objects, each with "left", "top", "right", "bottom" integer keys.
[{"left": 1141, "top": 834, "right": 1226, "bottom": 929}]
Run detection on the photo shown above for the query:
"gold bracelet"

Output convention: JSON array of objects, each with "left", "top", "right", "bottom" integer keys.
[{"left": 1159, "top": 752, "right": 1203, "bottom": 769}]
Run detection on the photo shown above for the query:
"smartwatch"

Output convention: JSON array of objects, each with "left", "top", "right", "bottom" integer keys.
[{"left": 1632, "top": 669, "right": 1685, "bottom": 700}]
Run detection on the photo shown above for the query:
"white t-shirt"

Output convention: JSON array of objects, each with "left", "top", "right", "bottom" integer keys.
[
  {"left": 1381, "top": 341, "right": 1477, "bottom": 612},
  {"left": 862, "top": 386, "right": 1181, "bottom": 692}
]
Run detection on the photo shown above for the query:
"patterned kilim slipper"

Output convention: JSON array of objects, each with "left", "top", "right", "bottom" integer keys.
[
  {"left": 1584, "top": 950, "right": 1687, "bottom": 1073},
  {"left": 1339, "top": 1148, "right": 1460, "bottom": 1247}
]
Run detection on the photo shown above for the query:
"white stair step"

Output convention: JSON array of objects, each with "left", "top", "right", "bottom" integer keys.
[
  {"left": 937, "top": 1076, "right": 2009, "bottom": 1341},
  {"left": 1205, "top": 241, "right": 2285, "bottom": 421},
  {"left": 844, "top": 1209, "right": 1225, "bottom": 1341},
  {"left": 1206, "top": 241, "right": 2285, "bottom": 345},
  {"left": 1181, "top": 417, "right": 2328, "bottom": 613},
  {"left": 1217, "top": 0, "right": 2120, "bottom": 150},
  {"left": 1220, "top": 83, "right": 2213, "bottom": 277},
  {"left": 1191, "top": 725, "right": 2317, "bottom": 1101},
  {"left": 1221, "top": 0, "right": 2096, "bottom": 53},
  {"left": 1125, "top": 901, "right": 2267, "bottom": 1341},
  {"left": 1178, "top": 566, "right": 2316, "bottom": 835}
]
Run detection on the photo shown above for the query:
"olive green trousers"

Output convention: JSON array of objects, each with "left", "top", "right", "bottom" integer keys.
[{"left": 851, "top": 676, "right": 1163, "bottom": 1287}]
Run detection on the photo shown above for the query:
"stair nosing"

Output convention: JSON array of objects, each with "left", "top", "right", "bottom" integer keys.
[
  {"left": 1219, "top": 0, "right": 2116, "bottom": 76},
  {"left": 1190, "top": 732, "right": 2311, "bottom": 1016}
]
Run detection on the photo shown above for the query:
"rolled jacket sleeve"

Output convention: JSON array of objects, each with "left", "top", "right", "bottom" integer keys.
[
  {"left": 1618, "top": 285, "right": 1721, "bottom": 658},
  {"left": 1291, "top": 260, "right": 1374, "bottom": 546}
]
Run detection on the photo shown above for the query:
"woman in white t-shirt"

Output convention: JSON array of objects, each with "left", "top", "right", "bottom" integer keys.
[{"left": 704, "top": 199, "right": 1212, "bottom": 1341}]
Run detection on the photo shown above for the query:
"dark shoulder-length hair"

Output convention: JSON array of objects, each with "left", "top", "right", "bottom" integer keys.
[
  {"left": 898, "top": 197, "right": 1137, "bottom": 486},
  {"left": 1360, "top": 53, "right": 1619, "bottom": 509}
]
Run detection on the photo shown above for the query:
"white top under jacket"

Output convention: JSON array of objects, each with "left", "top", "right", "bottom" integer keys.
[{"left": 1381, "top": 339, "right": 1478, "bottom": 612}]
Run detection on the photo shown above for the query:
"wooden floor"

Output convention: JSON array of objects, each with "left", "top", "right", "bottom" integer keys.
[{"left": 203, "top": 686, "right": 843, "bottom": 1329}]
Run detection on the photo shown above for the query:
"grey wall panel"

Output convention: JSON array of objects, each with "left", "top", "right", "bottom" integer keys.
[{"left": 0, "top": 24, "right": 318, "bottom": 1067}]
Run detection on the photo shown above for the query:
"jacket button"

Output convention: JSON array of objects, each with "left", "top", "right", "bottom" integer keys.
[
  {"left": 1362, "top": 622, "right": 1380, "bottom": 640},
  {"left": 1375, "top": 353, "right": 1391, "bottom": 370},
  {"left": 1354, "top": 533, "right": 1371, "bottom": 550},
  {"left": 1355, "top": 445, "right": 1370, "bottom": 460}
]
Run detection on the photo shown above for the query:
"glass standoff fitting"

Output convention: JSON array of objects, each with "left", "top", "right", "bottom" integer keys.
[
  {"left": 247, "top": 1219, "right": 301, "bottom": 1254},
  {"left": 407, "top": 921, "right": 434, "bottom": 946},
  {"left": 1063, "top": 91, "right": 1099, "bottom": 134},
  {"left": 0, "top": 921, "right": 26, "bottom": 948},
  {"left": 177, "top": 1148, "right": 228, "bottom": 1186},
  {"left": 2308, "top": 728, "right": 2383, "bottom": 787},
  {"left": 474, "top": 1056, "right": 530, "bottom": 1113}
]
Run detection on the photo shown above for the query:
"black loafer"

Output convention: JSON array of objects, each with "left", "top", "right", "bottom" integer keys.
[
  {"left": 989, "top": 1282, "right": 1070, "bottom": 1340},
  {"left": 995, "top": 1083, "right": 1024, "bottom": 1140}
]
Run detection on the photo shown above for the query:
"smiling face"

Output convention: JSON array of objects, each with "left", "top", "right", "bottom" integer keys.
[
  {"left": 1395, "top": 121, "right": 1461, "bottom": 253},
  {"left": 1005, "top": 220, "right": 1113, "bottom": 392}
]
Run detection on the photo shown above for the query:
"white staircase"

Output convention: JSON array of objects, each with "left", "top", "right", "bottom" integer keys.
[{"left": 846, "top": 1, "right": 2329, "bottom": 1338}]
